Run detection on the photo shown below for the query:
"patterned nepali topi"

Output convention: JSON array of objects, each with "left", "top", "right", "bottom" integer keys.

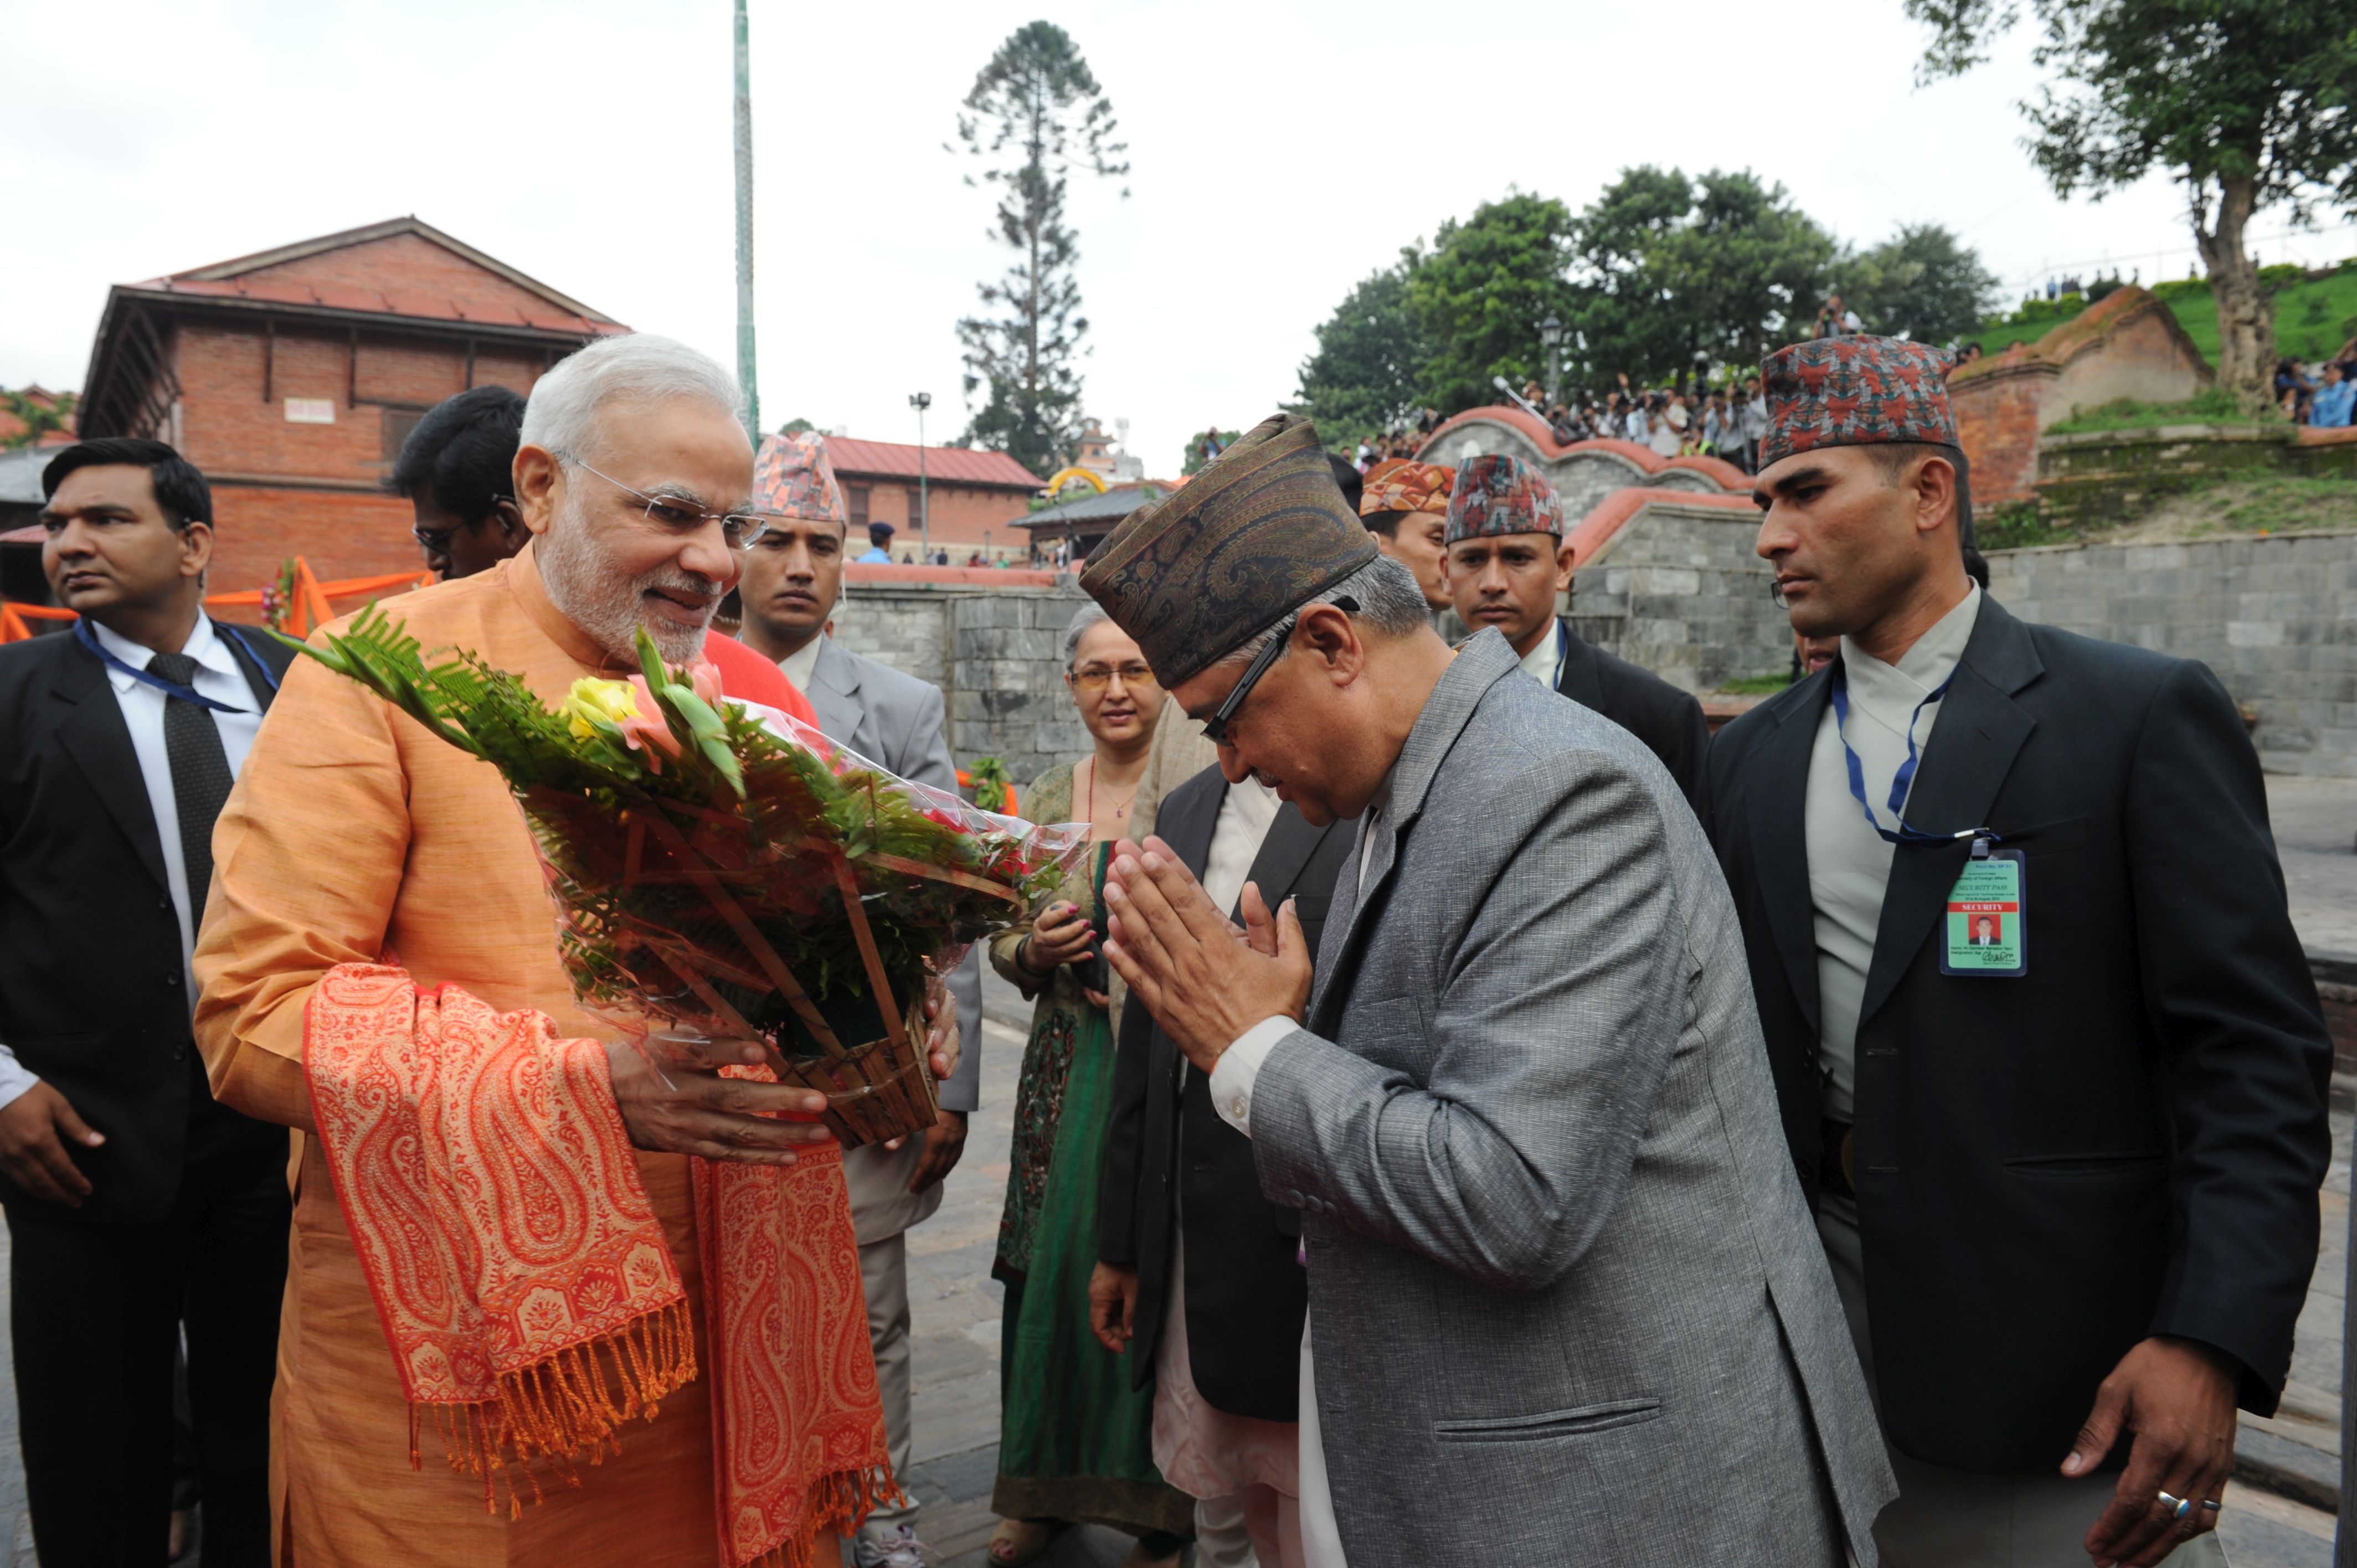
[
  {"left": 1360, "top": 459, "right": 1455, "bottom": 519},
  {"left": 1446, "top": 453, "right": 1564, "bottom": 543},
  {"left": 1757, "top": 336, "right": 1959, "bottom": 470},
  {"left": 752, "top": 431, "right": 847, "bottom": 524},
  {"left": 1080, "top": 413, "right": 1377, "bottom": 689}
]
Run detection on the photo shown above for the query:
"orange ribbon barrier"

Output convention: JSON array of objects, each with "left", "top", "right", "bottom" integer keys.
[
  {"left": 0, "top": 603, "right": 74, "bottom": 642},
  {"left": 0, "top": 557, "right": 435, "bottom": 643}
]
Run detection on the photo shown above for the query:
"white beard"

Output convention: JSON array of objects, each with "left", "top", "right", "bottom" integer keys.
[{"left": 537, "top": 491, "right": 718, "bottom": 666}]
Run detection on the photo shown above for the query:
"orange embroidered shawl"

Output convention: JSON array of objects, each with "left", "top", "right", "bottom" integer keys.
[{"left": 305, "top": 964, "right": 891, "bottom": 1568}]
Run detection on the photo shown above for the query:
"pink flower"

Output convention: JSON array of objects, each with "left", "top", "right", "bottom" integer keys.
[
  {"left": 617, "top": 676, "right": 683, "bottom": 768},
  {"left": 688, "top": 660, "right": 723, "bottom": 705}
]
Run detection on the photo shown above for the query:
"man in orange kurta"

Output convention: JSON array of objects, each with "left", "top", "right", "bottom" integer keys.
[{"left": 193, "top": 336, "right": 908, "bottom": 1566}]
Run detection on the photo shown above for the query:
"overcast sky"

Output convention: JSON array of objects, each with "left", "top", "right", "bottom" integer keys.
[{"left": 5, "top": 0, "right": 2350, "bottom": 477}]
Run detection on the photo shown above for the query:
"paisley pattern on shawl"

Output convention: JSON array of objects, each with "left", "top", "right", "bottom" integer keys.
[
  {"left": 696, "top": 1133, "right": 898, "bottom": 1568},
  {"left": 304, "top": 963, "right": 893, "bottom": 1568}
]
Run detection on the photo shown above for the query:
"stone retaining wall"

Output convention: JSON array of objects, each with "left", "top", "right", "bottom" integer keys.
[
  {"left": 2034, "top": 424, "right": 2356, "bottom": 528},
  {"left": 1984, "top": 529, "right": 2357, "bottom": 776},
  {"left": 825, "top": 579, "right": 1094, "bottom": 791},
  {"left": 1572, "top": 496, "right": 1792, "bottom": 691},
  {"left": 824, "top": 493, "right": 1796, "bottom": 796}
]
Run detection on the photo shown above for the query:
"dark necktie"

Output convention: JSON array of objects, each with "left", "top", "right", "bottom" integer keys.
[{"left": 147, "top": 651, "right": 235, "bottom": 930}]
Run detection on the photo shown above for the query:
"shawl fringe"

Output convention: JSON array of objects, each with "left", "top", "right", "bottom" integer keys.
[
  {"left": 738, "top": 1466, "right": 905, "bottom": 1568},
  {"left": 406, "top": 1298, "right": 699, "bottom": 1518}
]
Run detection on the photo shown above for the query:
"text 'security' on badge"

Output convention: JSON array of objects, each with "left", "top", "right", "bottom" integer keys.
[{"left": 1942, "top": 849, "right": 2025, "bottom": 977}]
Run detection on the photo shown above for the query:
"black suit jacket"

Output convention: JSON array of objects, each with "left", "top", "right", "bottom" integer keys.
[
  {"left": 0, "top": 621, "right": 294, "bottom": 1224},
  {"left": 1550, "top": 618, "right": 1711, "bottom": 816},
  {"left": 1706, "top": 595, "right": 2332, "bottom": 1471},
  {"left": 1098, "top": 765, "right": 1354, "bottom": 1421}
]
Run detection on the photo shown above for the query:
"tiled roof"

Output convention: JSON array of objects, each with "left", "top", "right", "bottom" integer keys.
[
  {"left": 120, "top": 217, "right": 626, "bottom": 339},
  {"left": 824, "top": 436, "right": 1041, "bottom": 490},
  {"left": 1014, "top": 482, "right": 1163, "bottom": 527}
]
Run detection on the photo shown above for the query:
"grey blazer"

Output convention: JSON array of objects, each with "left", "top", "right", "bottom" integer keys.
[
  {"left": 801, "top": 635, "right": 985, "bottom": 1243},
  {"left": 1250, "top": 630, "right": 1894, "bottom": 1567}
]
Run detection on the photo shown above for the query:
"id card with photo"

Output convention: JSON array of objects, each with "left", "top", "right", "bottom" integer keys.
[{"left": 1942, "top": 850, "right": 2025, "bottom": 976}]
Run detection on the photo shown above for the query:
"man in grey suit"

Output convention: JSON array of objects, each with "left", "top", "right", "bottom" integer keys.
[
  {"left": 1081, "top": 414, "right": 1894, "bottom": 1568},
  {"left": 738, "top": 432, "right": 982, "bottom": 1568}
]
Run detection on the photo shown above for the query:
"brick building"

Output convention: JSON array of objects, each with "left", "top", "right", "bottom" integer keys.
[
  {"left": 823, "top": 437, "right": 1041, "bottom": 561},
  {"left": 1948, "top": 285, "right": 2211, "bottom": 506},
  {"left": 70, "top": 217, "right": 626, "bottom": 598}
]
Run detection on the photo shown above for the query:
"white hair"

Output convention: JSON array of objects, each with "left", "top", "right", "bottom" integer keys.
[
  {"left": 1214, "top": 554, "right": 1432, "bottom": 669},
  {"left": 1061, "top": 602, "right": 1111, "bottom": 668},
  {"left": 520, "top": 333, "right": 744, "bottom": 461}
]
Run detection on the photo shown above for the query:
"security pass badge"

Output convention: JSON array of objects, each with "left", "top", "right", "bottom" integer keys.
[{"left": 1941, "top": 837, "right": 2025, "bottom": 977}]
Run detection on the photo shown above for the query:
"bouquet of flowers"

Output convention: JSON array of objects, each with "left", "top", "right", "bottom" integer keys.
[{"left": 293, "top": 607, "right": 1085, "bottom": 1147}]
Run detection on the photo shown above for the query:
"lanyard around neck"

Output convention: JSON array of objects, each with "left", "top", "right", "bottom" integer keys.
[
  {"left": 1829, "top": 664, "right": 1953, "bottom": 846},
  {"left": 74, "top": 616, "right": 252, "bottom": 715}
]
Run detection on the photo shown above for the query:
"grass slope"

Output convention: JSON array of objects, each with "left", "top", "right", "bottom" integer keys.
[{"left": 1975, "top": 270, "right": 2357, "bottom": 365}]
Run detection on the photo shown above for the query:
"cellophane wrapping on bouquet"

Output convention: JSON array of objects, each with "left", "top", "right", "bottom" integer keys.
[{"left": 291, "top": 608, "right": 1087, "bottom": 1147}]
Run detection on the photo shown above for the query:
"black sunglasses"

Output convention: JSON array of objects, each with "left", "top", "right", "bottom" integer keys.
[{"left": 1202, "top": 595, "right": 1356, "bottom": 746}]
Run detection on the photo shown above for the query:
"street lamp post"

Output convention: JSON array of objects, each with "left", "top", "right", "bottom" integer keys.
[
  {"left": 909, "top": 391, "right": 932, "bottom": 563},
  {"left": 731, "top": 0, "right": 758, "bottom": 439},
  {"left": 1540, "top": 313, "right": 1563, "bottom": 408}
]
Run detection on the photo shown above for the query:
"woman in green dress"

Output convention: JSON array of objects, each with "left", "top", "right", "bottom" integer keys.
[{"left": 987, "top": 605, "right": 1193, "bottom": 1568}]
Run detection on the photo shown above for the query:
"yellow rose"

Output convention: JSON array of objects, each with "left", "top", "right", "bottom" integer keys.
[{"left": 561, "top": 677, "right": 642, "bottom": 741}]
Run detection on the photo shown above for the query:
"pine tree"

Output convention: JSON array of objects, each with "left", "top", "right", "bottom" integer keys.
[{"left": 950, "top": 22, "right": 1128, "bottom": 478}]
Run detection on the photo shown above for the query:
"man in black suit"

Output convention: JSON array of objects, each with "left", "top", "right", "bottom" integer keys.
[
  {"left": 1708, "top": 338, "right": 2331, "bottom": 1568},
  {"left": 1441, "top": 452, "right": 1708, "bottom": 812},
  {"left": 0, "top": 439, "right": 293, "bottom": 1566},
  {"left": 1090, "top": 764, "right": 1353, "bottom": 1566}
]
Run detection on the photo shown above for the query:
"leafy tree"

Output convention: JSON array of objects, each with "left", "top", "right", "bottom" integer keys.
[
  {"left": 1566, "top": 167, "right": 1837, "bottom": 387},
  {"left": 1906, "top": 0, "right": 2357, "bottom": 408},
  {"left": 1843, "top": 223, "right": 2004, "bottom": 344},
  {"left": 1293, "top": 252, "right": 1433, "bottom": 443},
  {"left": 949, "top": 21, "right": 1128, "bottom": 478},
  {"left": 1406, "top": 194, "right": 1578, "bottom": 414},
  {"left": 1, "top": 389, "right": 75, "bottom": 451}
]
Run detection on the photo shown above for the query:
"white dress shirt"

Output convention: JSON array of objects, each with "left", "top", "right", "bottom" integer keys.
[
  {"left": 775, "top": 633, "right": 822, "bottom": 697},
  {"left": 1515, "top": 620, "right": 1562, "bottom": 693},
  {"left": 1201, "top": 776, "right": 1282, "bottom": 919},
  {"left": 1805, "top": 585, "right": 1981, "bottom": 1121},
  {"left": 1207, "top": 768, "right": 1391, "bottom": 1139},
  {"left": 1201, "top": 771, "right": 1384, "bottom": 1568},
  {"left": 0, "top": 614, "right": 263, "bottom": 1110}
]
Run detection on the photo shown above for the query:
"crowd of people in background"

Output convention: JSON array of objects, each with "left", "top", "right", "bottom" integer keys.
[
  {"left": 2278, "top": 341, "right": 2357, "bottom": 427},
  {"left": 1345, "top": 375, "right": 1779, "bottom": 474},
  {"left": 1331, "top": 299, "right": 2017, "bottom": 481}
]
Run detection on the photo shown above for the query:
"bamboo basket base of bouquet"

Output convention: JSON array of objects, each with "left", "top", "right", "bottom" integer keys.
[{"left": 772, "top": 982, "right": 939, "bottom": 1150}]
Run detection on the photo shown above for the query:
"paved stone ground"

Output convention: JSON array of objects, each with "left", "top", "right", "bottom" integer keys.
[
  {"left": 2274, "top": 776, "right": 2357, "bottom": 957},
  {"left": 0, "top": 1226, "right": 34, "bottom": 1567},
  {"left": 872, "top": 978, "right": 1146, "bottom": 1568}
]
